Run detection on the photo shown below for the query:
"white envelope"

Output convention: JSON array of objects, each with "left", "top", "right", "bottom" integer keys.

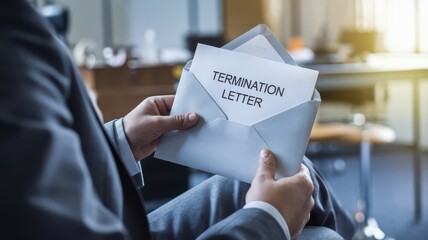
[{"left": 155, "top": 24, "right": 321, "bottom": 183}]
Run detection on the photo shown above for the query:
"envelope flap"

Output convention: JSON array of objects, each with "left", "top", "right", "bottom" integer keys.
[
  {"left": 222, "top": 24, "right": 297, "bottom": 66},
  {"left": 157, "top": 118, "right": 269, "bottom": 183},
  {"left": 253, "top": 100, "right": 320, "bottom": 176},
  {"left": 253, "top": 100, "right": 319, "bottom": 128},
  {"left": 184, "top": 60, "right": 192, "bottom": 70},
  {"left": 312, "top": 89, "right": 321, "bottom": 101},
  {"left": 172, "top": 69, "right": 227, "bottom": 123}
]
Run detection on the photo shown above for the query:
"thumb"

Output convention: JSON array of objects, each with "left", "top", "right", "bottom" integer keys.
[
  {"left": 255, "top": 149, "right": 277, "bottom": 180},
  {"left": 156, "top": 112, "right": 199, "bottom": 133}
]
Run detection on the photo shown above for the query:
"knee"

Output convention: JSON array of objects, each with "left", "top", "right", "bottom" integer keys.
[
  {"left": 210, "top": 175, "right": 250, "bottom": 191},
  {"left": 207, "top": 175, "right": 250, "bottom": 205},
  {"left": 297, "top": 226, "right": 344, "bottom": 240}
]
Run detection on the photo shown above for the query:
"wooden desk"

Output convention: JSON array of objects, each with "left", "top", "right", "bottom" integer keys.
[
  {"left": 310, "top": 123, "right": 395, "bottom": 144},
  {"left": 306, "top": 58, "right": 428, "bottom": 222}
]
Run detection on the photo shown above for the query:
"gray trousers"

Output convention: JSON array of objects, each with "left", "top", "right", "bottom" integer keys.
[{"left": 148, "top": 159, "right": 355, "bottom": 240}]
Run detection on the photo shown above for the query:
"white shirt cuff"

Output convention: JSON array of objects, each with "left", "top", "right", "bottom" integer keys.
[
  {"left": 244, "top": 201, "right": 290, "bottom": 240},
  {"left": 114, "top": 118, "right": 144, "bottom": 186}
]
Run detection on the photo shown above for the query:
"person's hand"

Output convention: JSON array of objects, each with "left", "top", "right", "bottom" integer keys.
[
  {"left": 122, "top": 95, "right": 199, "bottom": 161},
  {"left": 246, "top": 149, "right": 314, "bottom": 239}
]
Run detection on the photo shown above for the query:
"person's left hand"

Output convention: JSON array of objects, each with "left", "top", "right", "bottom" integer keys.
[{"left": 123, "top": 95, "right": 199, "bottom": 161}]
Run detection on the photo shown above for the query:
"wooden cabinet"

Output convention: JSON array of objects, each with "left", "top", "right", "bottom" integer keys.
[
  {"left": 223, "top": 0, "right": 265, "bottom": 41},
  {"left": 80, "top": 64, "right": 182, "bottom": 122}
]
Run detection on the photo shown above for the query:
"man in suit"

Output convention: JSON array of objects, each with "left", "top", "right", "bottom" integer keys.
[{"left": 0, "top": 1, "right": 354, "bottom": 239}]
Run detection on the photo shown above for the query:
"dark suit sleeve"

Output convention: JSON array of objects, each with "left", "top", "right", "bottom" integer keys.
[
  {"left": 197, "top": 208, "right": 287, "bottom": 240},
  {"left": 0, "top": 4, "right": 130, "bottom": 240}
]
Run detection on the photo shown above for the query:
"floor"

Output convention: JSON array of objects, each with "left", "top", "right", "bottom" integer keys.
[{"left": 310, "top": 144, "right": 428, "bottom": 239}]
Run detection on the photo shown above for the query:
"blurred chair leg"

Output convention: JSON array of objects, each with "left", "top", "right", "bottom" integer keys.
[{"left": 352, "top": 139, "right": 394, "bottom": 240}]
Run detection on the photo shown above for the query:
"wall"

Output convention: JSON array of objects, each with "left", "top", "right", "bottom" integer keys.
[
  {"left": 58, "top": 0, "right": 353, "bottom": 51},
  {"left": 56, "top": 0, "right": 104, "bottom": 51},
  {"left": 386, "top": 80, "right": 428, "bottom": 149},
  {"left": 121, "top": 0, "right": 189, "bottom": 49},
  {"left": 421, "top": 81, "right": 428, "bottom": 148},
  {"left": 57, "top": 0, "right": 221, "bottom": 52},
  {"left": 121, "top": 0, "right": 221, "bottom": 48},
  {"left": 299, "top": 0, "right": 355, "bottom": 48}
]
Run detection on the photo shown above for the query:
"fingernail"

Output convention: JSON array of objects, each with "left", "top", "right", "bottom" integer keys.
[
  {"left": 260, "top": 149, "right": 270, "bottom": 160},
  {"left": 188, "top": 112, "right": 197, "bottom": 121}
]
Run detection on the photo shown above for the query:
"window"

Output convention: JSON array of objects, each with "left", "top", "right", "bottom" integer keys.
[{"left": 358, "top": 0, "right": 427, "bottom": 53}]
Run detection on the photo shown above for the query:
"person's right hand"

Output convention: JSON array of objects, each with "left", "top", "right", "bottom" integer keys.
[{"left": 246, "top": 149, "right": 314, "bottom": 239}]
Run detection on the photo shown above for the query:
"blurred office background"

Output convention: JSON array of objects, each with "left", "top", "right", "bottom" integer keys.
[{"left": 36, "top": 0, "right": 427, "bottom": 239}]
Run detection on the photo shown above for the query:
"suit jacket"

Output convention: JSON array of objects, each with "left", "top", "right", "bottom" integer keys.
[{"left": 0, "top": 1, "right": 285, "bottom": 239}]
